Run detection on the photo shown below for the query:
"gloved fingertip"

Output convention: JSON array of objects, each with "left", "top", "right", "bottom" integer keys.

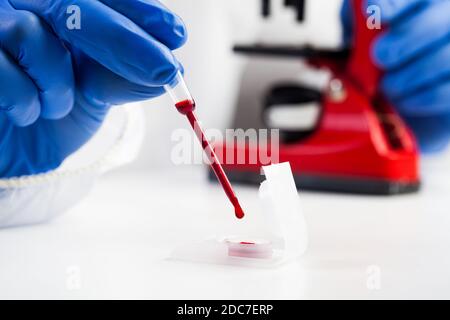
[
  {"left": 152, "top": 62, "right": 181, "bottom": 86},
  {"left": 8, "top": 98, "right": 41, "bottom": 127},
  {"left": 402, "top": 114, "right": 450, "bottom": 154},
  {"left": 158, "top": 6, "right": 188, "bottom": 49},
  {"left": 372, "top": 33, "right": 405, "bottom": 69},
  {"left": 40, "top": 88, "right": 75, "bottom": 120},
  {"left": 420, "top": 140, "right": 450, "bottom": 154},
  {"left": 169, "top": 18, "right": 188, "bottom": 50},
  {"left": 366, "top": 0, "right": 396, "bottom": 23},
  {"left": 418, "top": 132, "right": 450, "bottom": 154},
  {"left": 177, "top": 61, "right": 185, "bottom": 76}
]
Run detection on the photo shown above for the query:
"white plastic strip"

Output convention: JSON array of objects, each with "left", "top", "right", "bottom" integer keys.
[{"left": 171, "top": 162, "right": 308, "bottom": 268}]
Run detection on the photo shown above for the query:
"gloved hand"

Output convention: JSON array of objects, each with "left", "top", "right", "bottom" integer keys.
[
  {"left": 341, "top": 0, "right": 450, "bottom": 153},
  {"left": 0, "top": 0, "right": 187, "bottom": 178}
]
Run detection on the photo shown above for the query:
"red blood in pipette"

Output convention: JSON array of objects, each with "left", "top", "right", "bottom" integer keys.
[
  {"left": 174, "top": 99, "right": 196, "bottom": 115},
  {"left": 175, "top": 99, "right": 245, "bottom": 220}
]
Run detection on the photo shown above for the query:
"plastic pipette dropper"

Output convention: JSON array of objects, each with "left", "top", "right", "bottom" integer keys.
[{"left": 165, "top": 71, "right": 245, "bottom": 220}]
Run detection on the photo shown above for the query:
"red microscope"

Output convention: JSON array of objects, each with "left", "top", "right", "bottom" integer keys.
[{"left": 212, "top": 0, "right": 420, "bottom": 195}]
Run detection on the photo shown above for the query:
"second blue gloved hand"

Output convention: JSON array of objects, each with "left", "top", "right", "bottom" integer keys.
[
  {"left": 0, "top": 0, "right": 187, "bottom": 178},
  {"left": 341, "top": 0, "right": 450, "bottom": 153}
]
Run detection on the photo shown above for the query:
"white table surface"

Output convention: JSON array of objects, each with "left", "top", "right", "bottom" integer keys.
[{"left": 1, "top": 152, "right": 450, "bottom": 300}]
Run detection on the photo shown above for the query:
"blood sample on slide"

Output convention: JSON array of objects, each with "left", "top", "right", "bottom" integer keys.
[{"left": 225, "top": 238, "right": 274, "bottom": 259}]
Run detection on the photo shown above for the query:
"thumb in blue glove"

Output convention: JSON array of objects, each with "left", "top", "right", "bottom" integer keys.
[
  {"left": 341, "top": 0, "right": 450, "bottom": 153},
  {"left": 0, "top": 0, "right": 187, "bottom": 178}
]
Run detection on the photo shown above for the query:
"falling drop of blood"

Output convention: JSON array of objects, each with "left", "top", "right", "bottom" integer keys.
[{"left": 234, "top": 203, "right": 245, "bottom": 220}]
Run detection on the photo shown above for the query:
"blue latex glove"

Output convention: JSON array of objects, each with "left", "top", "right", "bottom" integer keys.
[
  {"left": 0, "top": 0, "right": 187, "bottom": 178},
  {"left": 341, "top": 0, "right": 450, "bottom": 153}
]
